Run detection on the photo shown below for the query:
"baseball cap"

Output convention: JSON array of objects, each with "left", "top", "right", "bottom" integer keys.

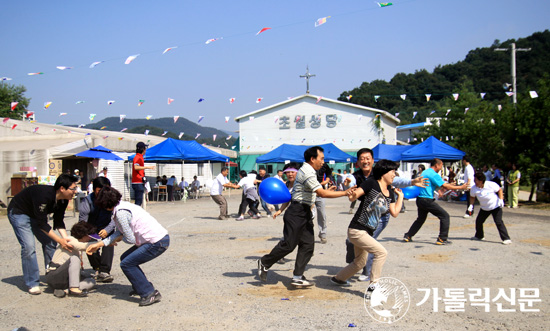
[
  {"left": 136, "top": 142, "right": 148, "bottom": 149},
  {"left": 103, "top": 167, "right": 108, "bottom": 170}
]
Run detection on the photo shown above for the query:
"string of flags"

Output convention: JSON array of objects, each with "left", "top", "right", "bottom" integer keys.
[{"left": 347, "top": 90, "right": 540, "bottom": 103}]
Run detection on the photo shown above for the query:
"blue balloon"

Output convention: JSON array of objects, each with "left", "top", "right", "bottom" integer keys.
[
  {"left": 401, "top": 186, "right": 421, "bottom": 199},
  {"left": 259, "top": 177, "right": 291, "bottom": 205}
]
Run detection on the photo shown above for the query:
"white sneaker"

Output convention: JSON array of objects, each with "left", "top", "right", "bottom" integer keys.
[
  {"left": 291, "top": 276, "right": 314, "bottom": 288},
  {"left": 235, "top": 216, "right": 244, "bottom": 221},
  {"left": 28, "top": 286, "right": 41, "bottom": 295},
  {"left": 502, "top": 239, "right": 512, "bottom": 245},
  {"left": 358, "top": 275, "right": 370, "bottom": 282},
  {"left": 463, "top": 214, "right": 471, "bottom": 218}
]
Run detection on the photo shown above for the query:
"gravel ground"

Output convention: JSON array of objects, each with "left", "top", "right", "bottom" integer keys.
[{"left": 0, "top": 192, "right": 549, "bottom": 330}]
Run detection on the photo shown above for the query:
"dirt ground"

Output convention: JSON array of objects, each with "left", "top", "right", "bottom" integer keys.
[{"left": 1, "top": 192, "right": 549, "bottom": 330}]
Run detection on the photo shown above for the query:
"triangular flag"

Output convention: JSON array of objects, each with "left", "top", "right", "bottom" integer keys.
[
  {"left": 198, "top": 98, "right": 205, "bottom": 103},
  {"left": 529, "top": 91, "right": 538, "bottom": 98},
  {"left": 43, "top": 101, "right": 52, "bottom": 110},
  {"left": 76, "top": 101, "right": 85, "bottom": 104},
  {"left": 464, "top": 108, "right": 469, "bottom": 115},
  {"left": 173, "top": 116, "right": 179, "bottom": 123},
  {"left": 11, "top": 124, "right": 17, "bottom": 130},
  {"left": 146, "top": 115, "right": 152, "bottom": 120},
  {"left": 274, "top": 116, "right": 279, "bottom": 123},
  {"left": 162, "top": 131, "right": 168, "bottom": 136},
  {"left": 205, "top": 38, "right": 222, "bottom": 44},
  {"left": 107, "top": 100, "right": 115, "bottom": 105},
  {"left": 59, "top": 113, "right": 67, "bottom": 116},
  {"left": 198, "top": 116, "right": 204, "bottom": 123},
  {"left": 256, "top": 27, "right": 272, "bottom": 35},
  {"left": 377, "top": 2, "right": 393, "bottom": 7},
  {"left": 226, "top": 135, "right": 232, "bottom": 140},
  {"left": 445, "top": 109, "right": 451, "bottom": 116},
  {"left": 395, "top": 113, "right": 399, "bottom": 118},
  {"left": 425, "top": 94, "right": 431, "bottom": 102},
  {"left": 229, "top": 98, "right": 235, "bottom": 104},
  {"left": 195, "top": 133, "right": 201, "bottom": 139},
  {"left": 100, "top": 126, "right": 107, "bottom": 130},
  {"left": 213, "top": 134, "right": 217, "bottom": 141},
  {"left": 256, "top": 97, "right": 263, "bottom": 103},
  {"left": 78, "top": 124, "right": 85, "bottom": 128},
  {"left": 429, "top": 110, "right": 436, "bottom": 115},
  {"left": 225, "top": 116, "right": 230, "bottom": 123},
  {"left": 120, "top": 114, "right": 126, "bottom": 123},
  {"left": 56, "top": 66, "right": 73, "bottom": 70},
  {"left": 315, "top": 16, "right": 330, "bottom": 27},
  {"left": 412, "top": 111, "right": 417, "bottom": 119},
  {"left": 498, "top": 105, "right": 502, "bottom": 111},
  {"left": 346, "top": 95, "right": 352, "bottom": 101},
  {"left": 446, "top": 136, "right": 449, "bottom": 141},
  {"left": 33, "top": 127, "right": 39, "bottom": 133},
  {"left": 400, "top": 94, "right": 406, "bottom": 100},
  {"left": 452, "top": 93, "right": 459, "bottom": 101},
  {"left": 28, "top": 72, "right": 44, "bottom": 76},
  {"left": 178, "top": 132, "right": 184, "bottom": 139},
  {"left": 26, "top": 112, "right": 34, "bottom": 118},
  {"left": 374, "top": 95, "right": 380, "bottom": 102},
  {"left": 316, "top": 96, "right": 322, "bottom": 104},
  {"left": 505, "top": 91, "right": 514, "bottom": 97},
  {"left": 10, "top": 102, "right": 18, "bottom": 110},
  {"left": 121, "top": 128, "right": 127, "bottom": 132},
  {"left": 162, "top": 47, "right": 177, "bottom": 54},
  {"left": 89, "top": 61, "right": 104, "bottom": 68},
  {"left": 144, "top": 130, "right": 149, "bottom": 136},
  {"left": 358, "top": 115, "right": 363, "bottom": 121},
  {"left": 138, "top": 99, "right": 145, "bottom": 106},
  {"left": 249, "top": 116, "right": 255, "bottom": 121},
  {"left": 480, "top": 93, "right": 486, "bottom": 99},
  {"left": 168, "top": 98, "right": 174, "bottom": 105},
  {"left": 125, "top": 54, "right": 140, "bottom": 64},
  {"left": 89, "top": 114, "right": 96, "bottom": 121}
]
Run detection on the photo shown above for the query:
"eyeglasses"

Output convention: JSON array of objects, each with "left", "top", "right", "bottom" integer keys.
[{"left": 68, "top": 187, "right": 78, "bottom": 191}]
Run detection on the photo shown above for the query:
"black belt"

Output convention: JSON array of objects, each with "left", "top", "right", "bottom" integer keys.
[
  {"left": 418, "top": 197, "right": 435, "bottom": 201},
  {"left": 291, "top": 200, "right": 312, "bottom": 208}
]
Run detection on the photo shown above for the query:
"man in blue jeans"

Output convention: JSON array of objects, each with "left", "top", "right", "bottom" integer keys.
[
  {"left": 8, "top": 174, "right": 78, "bottom": 295},
  {"left": 403, "top": 158, "right": 468, "bottom": 245}
]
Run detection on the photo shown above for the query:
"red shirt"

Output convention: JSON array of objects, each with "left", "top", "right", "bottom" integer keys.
[{"left": 132, "top": 153, "right": 145, "bottom": 184}]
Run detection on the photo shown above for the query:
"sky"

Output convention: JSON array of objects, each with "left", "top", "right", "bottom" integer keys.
[{"left": 1, "top": 0, "right": 549, "bottom": 133}]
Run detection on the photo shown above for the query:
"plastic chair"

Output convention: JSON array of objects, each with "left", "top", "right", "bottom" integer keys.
[{"left": 157, "top": 185, "right": 168, "bottom": 201}]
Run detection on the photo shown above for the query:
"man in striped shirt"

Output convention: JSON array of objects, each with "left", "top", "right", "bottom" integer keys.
[{"left": 257, "top": 146, "right": 353, "bottom": 288}]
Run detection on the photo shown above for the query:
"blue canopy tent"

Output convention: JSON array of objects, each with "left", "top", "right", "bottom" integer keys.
[
  {"left": 128, "top": 138, "right": 229, "bottom": 163},
  {"left": 400, "top": 136, "right": 465, "bottom": 162},
  {"left": 256, "top": 143, "right": 356, "bottom": 163},
  {"left": 75, "top": 145, "right": 123, "bottom": 161},
  {"left": 371, "top": 144, "right": 413, "bottom": 162}
]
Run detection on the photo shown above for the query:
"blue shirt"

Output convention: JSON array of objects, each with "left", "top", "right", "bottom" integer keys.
[
  {"left": 493, "top": 169, "right": 501, "bottom": 180},
  {"left": 418, "top": 168, "right": 445, "bottom": 199}
]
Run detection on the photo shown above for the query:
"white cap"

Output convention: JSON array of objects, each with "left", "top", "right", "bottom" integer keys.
[{"left": 74, "top": 169, "right": 79, "bottom": 173}]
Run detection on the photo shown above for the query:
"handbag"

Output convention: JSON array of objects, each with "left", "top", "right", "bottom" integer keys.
[{"left": 356, "top": 192, "right": 389, "bottom": 230}]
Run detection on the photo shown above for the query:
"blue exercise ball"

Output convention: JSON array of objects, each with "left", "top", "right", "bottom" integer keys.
[
  {"left": 401, "top": 186, "right": 421, "bottom": 199},
  {"left": 259, "top": 177, "right": 291, "bottom": 205}
]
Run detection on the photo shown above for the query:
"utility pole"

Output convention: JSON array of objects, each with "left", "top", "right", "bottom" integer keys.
[
  {"left": 495, "top": 42, "right": 531, "bottom": 104},
  {"left": 299, "top": 66, "right": 315, "bottom": 94}
]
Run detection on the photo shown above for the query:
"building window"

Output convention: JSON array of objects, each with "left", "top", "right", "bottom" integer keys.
[{"left": 198, "top": 163, "right": 204, "bottom": 176}]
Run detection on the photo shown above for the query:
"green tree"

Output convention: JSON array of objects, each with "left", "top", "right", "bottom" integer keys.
[{"left": 0, "top": 83, "right": 30, "bottom": 119}]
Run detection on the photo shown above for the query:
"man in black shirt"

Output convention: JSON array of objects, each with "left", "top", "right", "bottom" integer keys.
[{"left": 8, "top": 174, "right": 78, "bottom": 295}]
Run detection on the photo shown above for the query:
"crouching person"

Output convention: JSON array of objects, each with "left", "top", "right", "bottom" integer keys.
[
  {"left": 86, "top": 187, "right": 170, "bottom": 306},
  {"left": 46, "top": 222, "right": 97, "bottom": 298}
]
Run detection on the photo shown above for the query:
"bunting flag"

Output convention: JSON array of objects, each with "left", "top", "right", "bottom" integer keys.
[
  {"left": 59, "top": 113, "right": 67, "bottom": 116},
  {"left": 358, "top": 115, "right": 363, "bottom": 121},
  {"left": 452, "top": 93, "right": 459, "bottom": 101},
  {"left": 78, "top": 124, "right": 85, "bottom": 128},
  {"left": 377, "top": 2, "right": 393, "bottom": 7},
  {"left": 374, "top": 95, "right": 380, "bottom": 102},
  {"left": 162, "top": 131, "right": 168, "bottom": 136},
  {"left": 256, "top": 97, "right": 263, "bottom": 103},
  {"left": 11, "top": 102, "right": 18, "bottom": 110},
  {"left": 100, "top": 126, "right": 107, "bottom": 130},
  {"left": 107, "top": 100, "right": 115, "bottom": 105},
  {"left": 346, "top": 95, "right": 352, "bottom": 101},
  {"left": 75, "top": 101, "right": 85, "bottom": 104},
  {"left": 198, "top": 116, "right": 204, "bottom": 123},
  {"left": 3, "top": 117, "right": 9, "bottom": 124},
  {"left": 43, "top": 101, "right": 52, "bottom": 110},
  {"left": 173, "top": 116, "right": 179, "bottom": 123},
  {"left": 412, "top": 111, "right": 417, "bottom": 119},
  {"left": 505, "top": 91, "right": 514, "bottom": 97},
  {"left": 445, "top": 109, "right": 451, "bottom": 116},
  {"left": 249, "top": 116, "right": 255, "bottom": 121},
  {"left": 315, "top": 16, "right": 330, "bottom": 27},
  {"left": 168, "top": 98, "right": 174, "bottom": 105},
  {"left": 256, "top": 27, "right": 271, "bottom": 35},
  {"left": 480, "top": 93, "right": 486, "bottom": 99},
  {"left": 498, "top": 105, "right": 502, "bottom": 111},
  {"left": 28, "top": 72, "right": 44, "bottom": 76},
  {"left": 231, "top": 146, "right": 236, "bottom": 150},
  {"left": 425, "top": 94, "right": 431, "bottom": 102},
  {"left": 120, "top": 114, "right": 126, "bottom": 123},
  {"left": 395, "top": 113, "right": 399, "bottom": 118},
  {"left": 103, "top": 135, "right": 109, "bottom": 139},
  {"left": 529, "top": 91, "right": 538, "bottom": 98},
  {"left": 213, "top": 134, "right": 217, "bottom": 141},
  {"left": 56, "top": 66, "right": 73, "bottom": 70},
  {"left": 11, "top": 124, "right": 17, "bottom": 130},
  {"left": 316, "top": 96, "right": 322, "bottom": 104},
  {"left": 229, "top": 98, "right": 235, "bottom": 104},
  {"left": 429, "top": 110, "right": 436, "bottom": 115},
  {"left": 400, "top": 94, "right": 406, "bottom": 100},
  {"left": 195, "top": 133, "right": 201, "bottom": 139},
  {"left": 274, "top": 116, "right": 279, "bottom": 123},
  {"left": 125, "top": 54, "right": 140, "bottom": 64},
  {"left": 1, "top": 77, "right": 12, "bottom": 81},
  {"left": 198, "top": 98, "right": 205, "bottom": 103},
  {"left": 464, "top": 107, "right": 469, "bottom": 114},
  {"left": 118, "top": 137, "right": 124, "bottom": 141},
  {"left": 225, "top": 116, "right": 230, "bottom": 123},
  {"left": 162, "top": 47, "right": 177, "bottom": 54},
  {"left": 121, "top": 128, "right": 127, "bottom": 132},
  {"left": 144, "top": 130, "right": 149, "bottom": 136},
  {"left": 146, "top": 115, "right": 153, "bottom": 120},
  {"left": 33, "top": 127, "right": 39, "bottom": 133},
  {"left": 205, "top": 38, "right": 222, "bottom": 44},
  {"left": 138, "top": 99, "right": 145, "bottom": 106},
  {"left": 226, "top": 135, "right": 232, "bottom": 140},
  {"left": 178, "top": 132, "right": 184, "bottom": 139},
  {"left": 89, "top": 61, "right": 104, "bottom": 68}
]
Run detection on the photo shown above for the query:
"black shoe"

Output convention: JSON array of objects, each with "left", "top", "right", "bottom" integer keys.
[
  {"left": 139, "top": 290, "right": 162, "bottom": 306},
  {"left": 68, "top": 289, "right": 88, "bottom": 297},
  {"left": 53, "top": 289, "right": 66, "bottom": 298},
  {"left": 96, "top": 272, "right": 114, "bottom": 283},
  {"left": 403, "top": 234, "right": 413, "bottom": 242},
  {"left": 291, "top": 276, "right": 314, "bottom": 288},
  {"left": 435, "top": 237, "right": 452, "bottom": 245},
  {"left": 330, "top": 276, "right": 351, "bottom": 286},
  {"left": 257, "top": 259, "right": 268, "bottom": 282}
]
